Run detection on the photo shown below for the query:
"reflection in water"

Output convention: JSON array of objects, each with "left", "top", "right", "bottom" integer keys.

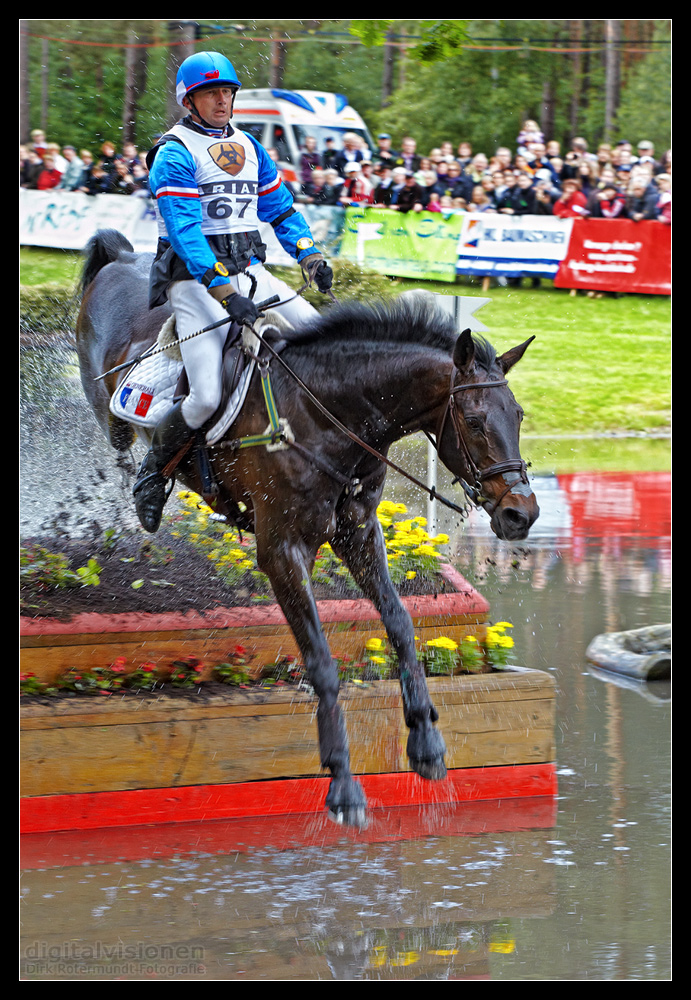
[{"left": 20, "top": 343, "right": 671, "bottom": 981}]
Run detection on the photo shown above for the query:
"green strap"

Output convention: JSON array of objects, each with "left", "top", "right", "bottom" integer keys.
[{"left": 232, "top": 365, "right": 285, "bottom": 450}]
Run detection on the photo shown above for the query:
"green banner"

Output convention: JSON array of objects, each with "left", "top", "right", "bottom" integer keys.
[{"left": 339, "top": 207, "right": 464, "bottom": 281}]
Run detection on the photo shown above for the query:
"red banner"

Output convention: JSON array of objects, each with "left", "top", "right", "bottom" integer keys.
[{"left": 554, "top": 219, "right": 671, "bottom": 295}]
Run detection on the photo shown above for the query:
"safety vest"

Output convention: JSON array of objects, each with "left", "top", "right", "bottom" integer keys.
[{"left": 154, "top": 123, "right": 263, "bottom": 239}]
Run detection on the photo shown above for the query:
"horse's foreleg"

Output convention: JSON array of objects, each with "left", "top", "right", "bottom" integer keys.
[
  {"left": 332, "top": 514, "right": 447, "bottom": 781},
  {"left": 256, "top": 533, "right": 367, "bottom": 825}
]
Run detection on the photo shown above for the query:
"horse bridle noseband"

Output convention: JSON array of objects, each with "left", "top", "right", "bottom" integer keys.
[{"left": 432, "top": 373, "right": 529, "bottom": 515}]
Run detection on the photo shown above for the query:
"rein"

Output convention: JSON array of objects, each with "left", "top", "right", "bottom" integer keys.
[{"left": 230, "top": 327, "right": 523, "bottom": 520}]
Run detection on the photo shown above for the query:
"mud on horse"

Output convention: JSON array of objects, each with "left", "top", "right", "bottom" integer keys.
[{"left": 76, "top": 229, "right": 539, "bottom": 826}]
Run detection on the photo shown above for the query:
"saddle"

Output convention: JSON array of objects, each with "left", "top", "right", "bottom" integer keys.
[{"left": 108, "top": 312, "right": 292, "bottom": 447}]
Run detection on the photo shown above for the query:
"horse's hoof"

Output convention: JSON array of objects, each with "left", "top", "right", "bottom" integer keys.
[
  {"left": 325, "top": 775, "right": 368, "bottom": 828},
  {"left": 327, "top": 805, "right": 369, "bottom": 829},
  {"left": 410, "top": 756, "right": 448, "bottom": 781},
  {"left": 407, "top": 722, "right": 447, "bottom": 781}
]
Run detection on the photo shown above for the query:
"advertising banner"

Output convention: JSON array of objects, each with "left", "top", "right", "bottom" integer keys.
[
  {"left": 554, "top": 219, "right": 671, "bottom": 295},
  {"left": 339, "top": 207, "right": 465, "bottom": 282},
  {"left": 19, "top": 189, "right": 158, "bottom": 252},
  {"left": 456, "top": 213, "right": 573, "bottom": 280}
]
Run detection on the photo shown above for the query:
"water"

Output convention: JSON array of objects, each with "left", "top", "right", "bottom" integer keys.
[{"left": 20, "top": 342, "right": 671, "bottom": 980}]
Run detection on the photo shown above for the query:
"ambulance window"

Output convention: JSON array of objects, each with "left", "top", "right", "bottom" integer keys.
[{"left": 271, "top": 125, "right": 293, "bottom": 163}]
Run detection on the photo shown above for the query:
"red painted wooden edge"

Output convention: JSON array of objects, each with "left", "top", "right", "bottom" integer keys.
[
  {"left": 19, "top": 564, "right": 490, "bottom": 637},
  {"left": 20, "top": 763, "right": 557, "bottom": 835}
]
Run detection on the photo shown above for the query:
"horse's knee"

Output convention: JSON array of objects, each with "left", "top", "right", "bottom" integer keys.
[{"left": 108, "top": 414, "right": 136, "bottom": 452}]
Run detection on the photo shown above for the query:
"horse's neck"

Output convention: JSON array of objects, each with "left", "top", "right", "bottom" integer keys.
[{"left": 324, "top": 345, "right": 452, "bottom": 443}]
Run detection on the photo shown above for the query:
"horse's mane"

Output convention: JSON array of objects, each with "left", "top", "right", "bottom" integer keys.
[{"left": 284, "top": 294, "right": 498, "bottom": 370}]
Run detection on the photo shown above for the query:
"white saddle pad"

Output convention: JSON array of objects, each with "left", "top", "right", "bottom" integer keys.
[{"left": 108, "top": 313, "right": 291, "bottom": 446}]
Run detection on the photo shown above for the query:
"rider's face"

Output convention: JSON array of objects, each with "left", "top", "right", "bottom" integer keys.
[{"left": 186, "top": 86, "right": 236, "bottom": 127}]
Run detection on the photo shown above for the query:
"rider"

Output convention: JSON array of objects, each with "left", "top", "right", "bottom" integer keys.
[{"left": 133, "top": 50, "right": 334, "bottom": 533}]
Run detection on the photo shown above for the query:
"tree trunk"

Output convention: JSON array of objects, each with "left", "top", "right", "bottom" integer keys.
[
  {"left": 604, "top": 19, "right": 621, "bottom": 141},
  {"left": 122, "top": 26, "right": 150, "bottom": 145}
]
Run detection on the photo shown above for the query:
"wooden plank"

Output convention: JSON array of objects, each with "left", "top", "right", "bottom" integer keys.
[{"left": 20, "top": 669, "right": 555, "bottom": 797}]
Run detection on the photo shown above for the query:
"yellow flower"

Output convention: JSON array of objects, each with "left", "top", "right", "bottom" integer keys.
[
  {"left": 463, "top": 635, "right": 478, "bottom": 645},
  {"left": 433, "top": 533, "right": 450, "bottom": 545},
  {"left": 427, "top": 636, "right": 458, "bottom": 651},
  {"left": 369, "top": 655, "right": 387, "bottom": 665},
  {"left": 493, "top": 622, "right": 514, "bottom": 630},
  {"left": 406, "top": 570, "right": 417, "bottom": 580},
  {"left": 365, "top": 637, "right": 384, "bottom": 650}
]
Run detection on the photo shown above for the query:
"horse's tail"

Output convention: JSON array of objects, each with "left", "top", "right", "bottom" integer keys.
[{"left": 80, "top": 229, "right": 135, "bottom": 296}]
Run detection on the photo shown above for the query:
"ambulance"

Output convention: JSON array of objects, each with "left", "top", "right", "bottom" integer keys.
[{"left": 232, "top": 88, "right": 375, "bottom": 192}]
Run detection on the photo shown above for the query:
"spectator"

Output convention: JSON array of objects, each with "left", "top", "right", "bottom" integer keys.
[
  {"left": 299, "top": 135, "right": 322, "bottom": 188},
  {"left": 321, "top": 136, "right": 339, "bottom": 171},
  {"left": 467, "top": 184, "right": 495, "bottom": 213},
  {"left": 636, "top": 140, "right": 659, "bottom": 174},
  {"left": 122, "top": 141, "right": 144, "bottom": 172},
  {"left": 372, "top": 133, "right": 397, "bottom": 167},
  {"left": 333, "top": 132, "right": 365, "bottom": 175},
  {"left": 107, "top": 158, "right": 136, "bottom": 195},
  {"left": 516, "top": 119, "right": 544, "bottom": 156},
  {"left": 35, "top": 153, "right": 62, "bottom": 190},
  {"left": 442, "top": 159, "right": 473, "bottom": 201},
  {"left": 373, "top": 165, "right": 399, "bottom": 206},
  {"left": 394, "top": 136, "right": 422, "bottom": 173},
  {"left": 655, "top": 174, "right": 671, "bottom": 224},
  {"left": 456, "top": 141, "right": 473, "bottom": 170},
  {"left": 390, "top": 170, "right": 424, "bottom": 212},
  {"left": 58, "top": 146, "right": 86, "bottom": 190},
  {"left": 534, "top": 177, "right": 558, "bottom": 214},
  {"left": 553, "top": 177, "right": 589, "bottom": 218},
  {"left": 78, "top": 163, "right": 110, "bottom": 196},
  {"left": 30, "top": 128, "right": 47, "bottom": 159},
  {"left": 98, "top": 140, "right": 120, "bottom": 177},
  {"left": 625, "top": 173, "right": 660, "bottom": 221},
  {"left": 340, "top": 161, "right": 374, "bottom": 205},
  {"left": 20, "top": 147, "right": 43, "bottom": 188},
  {"left": 130, "top": 161, "right": 151, "bottom": 197},
  {"left": 509, "top": 171, "right": 539, "bottom": 215},
  {"left": 587, "top": 181, "right": 627, "bottom": 219},
  {"left": 322, "top": 167, "right": 345, "bottom": 204}
]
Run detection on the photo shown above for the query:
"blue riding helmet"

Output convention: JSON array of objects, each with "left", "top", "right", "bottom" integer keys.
[{"left": 175, "top": 51, "right": 242, "bottom": 107}]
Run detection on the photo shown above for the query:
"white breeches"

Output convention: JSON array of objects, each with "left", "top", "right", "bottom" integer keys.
[{"left": 168, "top": 264, "right": 318, "bottom": 429}]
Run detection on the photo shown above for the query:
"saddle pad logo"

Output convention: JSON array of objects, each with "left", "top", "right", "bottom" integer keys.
[
  {"left": 134, "top": 391, "right": 154, "bottom": 417},
  {"left": 208, "top": 141, "right": 246, "bottom": 176}
]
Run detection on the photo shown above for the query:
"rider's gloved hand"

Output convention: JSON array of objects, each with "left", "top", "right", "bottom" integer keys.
[
  {"left": 209, "top": 285, "right": 260, "bottom": 326},
  {"left": 301, "top": 253, "right": 333, "bottom": 294}
]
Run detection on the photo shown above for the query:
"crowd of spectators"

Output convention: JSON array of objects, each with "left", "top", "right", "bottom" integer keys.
[
  {"left": 20, "top": 120, "right": 671, "bottom": 225},
  {"left": 295, "top": 123, "right": 671, "bottom": 225},
  {"left": 20, "top": 130, "right": 151, "bottom": 198}
]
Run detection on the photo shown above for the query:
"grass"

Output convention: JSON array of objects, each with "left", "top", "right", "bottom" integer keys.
[{"left": 21, "top": 247, "right": 671, "bottom": 442}]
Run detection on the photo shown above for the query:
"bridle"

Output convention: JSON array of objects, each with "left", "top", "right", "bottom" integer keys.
[{"left": 432, "top": 371, "right": 530, "bottom": 515}]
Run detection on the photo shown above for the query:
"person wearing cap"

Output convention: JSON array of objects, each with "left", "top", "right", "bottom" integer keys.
[
  {"left": 372, "top": 133, "right": 397, "bottom": 167},
  {"left": 133, "top": 50, "right": 333, "bottom": 533}
]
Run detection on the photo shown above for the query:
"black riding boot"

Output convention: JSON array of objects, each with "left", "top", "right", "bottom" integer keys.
[{"left": 132, "top": 400, "right": 192, "bottom": 533}]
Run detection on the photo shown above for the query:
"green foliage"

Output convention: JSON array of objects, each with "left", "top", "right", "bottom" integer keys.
[
  {"left": 21, "top": 20, "right": 670, "bottom": 164},
  {"left": 20, "top": 544, "right": 102, "bottom": 591}
]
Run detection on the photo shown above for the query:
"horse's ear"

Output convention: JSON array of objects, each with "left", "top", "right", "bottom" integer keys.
[
  {"left": 497, "top": 335, "right": 535, "bottom": 374},
  {"left": 453, "top": 329, "right": 476, "bottom": 374}
]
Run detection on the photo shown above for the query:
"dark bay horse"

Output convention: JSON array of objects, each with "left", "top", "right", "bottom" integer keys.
[{"left": 75, "top": 229, "right": 539, "bottom": 825}]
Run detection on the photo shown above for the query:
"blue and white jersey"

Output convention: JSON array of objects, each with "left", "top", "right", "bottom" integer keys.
[{"left": 148, "top": 119, "right": 317, "bottom": 288}]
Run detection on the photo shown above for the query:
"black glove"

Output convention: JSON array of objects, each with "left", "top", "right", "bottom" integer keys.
[
  {"left": 313, "top": 259, "right": 334, "bottom": 294},
  {"left": 302, "top": 254, "right": 333, "bottom": 294},
  {"left": 209, "top": 285, "right": 260, "bottom": 326}
]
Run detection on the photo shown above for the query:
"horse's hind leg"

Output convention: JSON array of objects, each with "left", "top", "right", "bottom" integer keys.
[
  {"left": 333, "top": 506, "right": 447, "bottom": 781},
  {"left": 256, "top": 530, "right": 368, "bottom": 826}
]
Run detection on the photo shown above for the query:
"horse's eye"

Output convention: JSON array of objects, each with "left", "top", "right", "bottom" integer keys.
[{"left": 465, "top": 415, "right": 484, "bottom": 432}]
